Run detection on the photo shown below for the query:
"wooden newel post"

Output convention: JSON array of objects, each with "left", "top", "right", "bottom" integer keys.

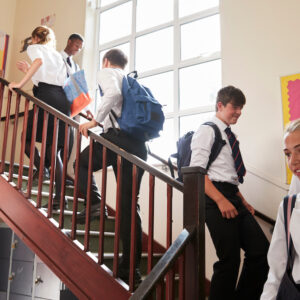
[{"left": 182, "top": 166, "right": 206, "bottom": 300}]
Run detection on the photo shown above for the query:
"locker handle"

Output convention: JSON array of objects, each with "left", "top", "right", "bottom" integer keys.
[
  {"left": 8, "top": 272, "right": 15, "bottom": 281},
  {"left": 11, "top": 240, "right": 18, "bottom": 249},
  {"left": 35, "top": 276, "right": 43, "bottom": 284}
]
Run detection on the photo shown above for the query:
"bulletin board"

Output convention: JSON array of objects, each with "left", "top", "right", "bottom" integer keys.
[
  {"left": 0, "top": 31, "right": 9, "bottom": 77},
  {"left": 280, "top": 73, "right": 300, "bottom": 184}
]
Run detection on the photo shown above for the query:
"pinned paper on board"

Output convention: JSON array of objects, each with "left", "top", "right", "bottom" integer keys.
[
  {"left": 0, "top": 31, "right": 9, "bottom": 77},
  {"left": 281, "top": 73, "right": 300, "bottom": 184}
]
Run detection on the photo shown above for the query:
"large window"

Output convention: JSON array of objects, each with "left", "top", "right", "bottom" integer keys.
[{"left": 97, "top": 0, "right": 221, "bottom": 161}]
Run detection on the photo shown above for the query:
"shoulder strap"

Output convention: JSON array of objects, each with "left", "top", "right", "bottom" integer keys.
[
  {"left": 203, "top": 121, "right": 226, "bottom": 170},
  {"left": 283, "top": 194, "right": 297, "bottom": 272}
]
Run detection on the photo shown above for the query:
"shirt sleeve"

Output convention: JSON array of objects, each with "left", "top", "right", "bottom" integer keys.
[
  {"left": 260, "top": 202, "right": 287, "bottom": 300},
  {"left": 95, "top": 69, "right": 122, "bottom": 124},
  {"left": 27, "top": 45, "right": 43, "bottom": 62},
  {"left": 190, "top": 124, "right": 215, "bottom": 169}
]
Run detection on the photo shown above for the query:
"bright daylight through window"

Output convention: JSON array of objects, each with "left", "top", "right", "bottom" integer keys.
[{"left": 97, "top": 0, "right": 221, "bottom": 162}]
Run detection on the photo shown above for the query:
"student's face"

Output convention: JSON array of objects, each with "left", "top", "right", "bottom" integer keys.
[
  {"left": 216, "top": 101, "right": 243, "bottom": 126},
  {"left": 66, "top": 39, "right": 83, "bottom": 56},
  {"left": 284, "top": 130, "right": 300, "bottom": 179}
]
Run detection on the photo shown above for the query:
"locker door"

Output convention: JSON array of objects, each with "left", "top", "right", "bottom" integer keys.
[
  {"left": 11, "top": 234, "right": 34, "bottom": 262},
  {"left": 0, "top": 228, "right": 12, "bottom": 259},
  {"left": 34, "top": 262, "right": 60, "bottom": 300},
  {"left": 10, "top": 294, "right": 32, "bottom": 300},
  {"left": 9, "top": 260, "right": 33, "bottom": 297},
  {"left": 0, "top": 291, "right": 6, "bottom": 300},
  {"left": 0, "top": 259, "right": 9, "bottom": 292}
]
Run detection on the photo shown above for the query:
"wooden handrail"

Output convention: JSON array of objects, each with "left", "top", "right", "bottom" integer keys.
[{"left": 130, "top": 228, "right": 194, "bottom": 300}]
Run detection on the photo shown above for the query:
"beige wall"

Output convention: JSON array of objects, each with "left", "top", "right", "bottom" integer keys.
[
  {"left": 0, "top": 0, "right": 17, "bottom": 79},
  {"left": 220, "top": 0, "right": 297, "bottom": 219}
]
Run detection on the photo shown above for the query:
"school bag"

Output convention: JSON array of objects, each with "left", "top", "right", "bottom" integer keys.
[
  {"left": 110, "top": 71, "right": 165, "bottom": 142},
  {"left": 168, "top": 122, "right": 226, "bottom": 182},
  {"left": 276, "top": 194, "right": 300, "bottom": 300}
]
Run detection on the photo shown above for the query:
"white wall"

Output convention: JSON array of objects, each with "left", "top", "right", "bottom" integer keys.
[{"left": 220, "top": 0, "right": 297, "bottom": 219}]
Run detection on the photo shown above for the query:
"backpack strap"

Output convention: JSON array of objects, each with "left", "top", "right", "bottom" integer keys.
[
  {"left": 283, "top": 194, "right": 297, "bottom": 272},
  {"left": 203, "top": 121, "right": 227, "bottom": 171}
]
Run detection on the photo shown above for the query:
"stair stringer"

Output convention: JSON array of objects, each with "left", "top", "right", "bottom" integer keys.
[{"left": 0, "top": 176, "right": 131, "bottom": 300}]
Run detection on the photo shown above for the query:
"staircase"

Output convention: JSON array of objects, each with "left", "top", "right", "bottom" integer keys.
[{"left": 0, "top": 77, "right": 206, "bottom": 299}]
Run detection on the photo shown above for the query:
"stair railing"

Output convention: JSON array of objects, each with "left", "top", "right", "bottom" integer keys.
[{"left": 0, "top": 77, "right": 206, "bottom": 299}]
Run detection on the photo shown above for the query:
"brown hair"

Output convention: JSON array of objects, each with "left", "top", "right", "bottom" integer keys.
[
  {"left": 103, "top": 49, "right": 128, "bottom": 69},
  {"left": 215, "top": 85, "right": 246, "bottom": 111}
]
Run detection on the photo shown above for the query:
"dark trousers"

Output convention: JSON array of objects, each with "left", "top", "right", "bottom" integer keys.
[
  {"left": 206, "top": 182, "right": 269, "bottom": 300},
  {"left": 77, "top": 129, "right": 147, "bottom": 270}
]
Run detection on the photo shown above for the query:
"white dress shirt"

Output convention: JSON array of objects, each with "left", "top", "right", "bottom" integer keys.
[
  {"left": 27, "top": 44, "right": 67, "bottom": 86},
  {"left": 60, "top": 50, "right": 79, "bottom": 74},
  {"left": 261, "top": 194, "right": 300, "bottom": 300},
  {"left": 95, "top": 68, "right": 124, "bottom": 132},
  {"left": 289, "top": 175, "right": 300, "bottom": 195},
  {"left": 190, "top": 116, "right": 239, "bottom": 185}
]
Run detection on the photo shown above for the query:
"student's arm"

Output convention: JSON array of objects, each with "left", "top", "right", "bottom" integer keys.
[
  {"left": 8, "top": 58, "right": 42, "bottom": 91},
  {"left": 79, "top": 119, "right": 98, "bottom": 138},
  {"left": 16, "top": 60, "right": 31, "bottom": 74},
  {"left": 236, "top": 190, "right": 255, "bottom": 215},
  {"left": 205, "top": 175, "right": 238, "bottom": 218}
]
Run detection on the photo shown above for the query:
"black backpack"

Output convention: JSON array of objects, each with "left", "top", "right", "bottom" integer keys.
[{"left": 169, "top": 122, "right": 226, "bottom": 182}]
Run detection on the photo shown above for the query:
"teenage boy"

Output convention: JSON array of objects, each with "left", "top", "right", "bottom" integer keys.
[
  {"left": 76, "top": 49, "right": 147, "bottom": 284},
  {"left": 190, "top": 86, "right": 269, "bottom": 300}
]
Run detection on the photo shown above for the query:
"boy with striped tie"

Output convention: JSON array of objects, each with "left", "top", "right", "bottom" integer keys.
[{"left": 190, "top": 86, "right": 269, "bottom": 300}]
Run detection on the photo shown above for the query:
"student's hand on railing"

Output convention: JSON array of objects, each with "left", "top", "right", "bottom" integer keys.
[
  {"left": 85, "top": 110, "right": 94, "bottom": 120},
  {"left": 8, "top": 82, "right": 22, "bottom": 92},
  {"left": 16, "top": 60, "right": 30, "bottom": 74},
  {"left": 79, "top": 119, "right": 98, "bottom": 138}
]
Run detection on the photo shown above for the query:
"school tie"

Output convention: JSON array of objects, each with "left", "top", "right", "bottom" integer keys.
[
  {"left": 225, "top": 127, "right": 246, "bottom": 183},
  {"left": 66, "top": 56, "right": 72, "bottom": 68}
]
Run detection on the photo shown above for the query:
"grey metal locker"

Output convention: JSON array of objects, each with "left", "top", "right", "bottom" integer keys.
[{"left": 11, "top": 235, "right": 34, "bottom": 262}]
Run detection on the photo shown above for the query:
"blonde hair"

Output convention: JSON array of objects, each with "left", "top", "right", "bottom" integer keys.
[
  {"left": 284, "top": 119, "right": 300, "bottom": 136},
  {"left": 21, "top": 26, "right": 56, "bottom": 51}
]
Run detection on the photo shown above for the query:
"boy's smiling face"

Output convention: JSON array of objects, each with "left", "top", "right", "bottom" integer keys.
[{"left": 216, "top": 101, "right": 243, "bottom": 126}]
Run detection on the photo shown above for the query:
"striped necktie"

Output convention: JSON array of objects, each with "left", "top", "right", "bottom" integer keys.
[
  {"left": 66, "top": 56, "right": 72, "bottom": 68},
  {"left": 225, "top": 127, "right": 246, "bottom": 183}
]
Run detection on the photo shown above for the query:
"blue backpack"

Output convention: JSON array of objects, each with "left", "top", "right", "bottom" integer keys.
[
  {"left": 110, "top": 71, "right": 165, "bottom": 142},
  {"left": 169, "top": 122, "right": 226, "bottom": 182}
]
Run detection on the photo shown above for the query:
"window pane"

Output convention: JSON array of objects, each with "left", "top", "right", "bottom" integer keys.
[
  {"left": 179, "top": 60, "right": 221, "bottom": 110},
  {"left": 148, "top": 118, "right": 175, "bottom": 161},
  {"left": 139, "top": 72, "right": 174, "bottom": 113},
  {"left": 181, "top": 15, "right": 220, "bottom": 60},
  {"left": 99, "top": 2, "right": 132, "bottom": 44},
  {"left": 136, "top": 0, "right": 173, "bottom": 32},
  {"left": 180, "top": 112, "right": 214, "bottom": 136},
  {"left": 179, "top": 0, "right": 219, "bottom": 18},
  {"left": 99, "top": 43, "right": 130, "bottom": 73},
  {"left": 136, "top": 27, "right": 173, "bottom": 72},
  {"left": 101, "top": 0, "right": 118, "bottom": 6}
]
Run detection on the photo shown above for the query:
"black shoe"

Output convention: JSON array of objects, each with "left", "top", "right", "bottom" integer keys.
[
  {"left": 118, "top": 268, "right": 142, "bottom": 286},
  {"left": 76, "top": 203, "right": 108, "bottom": 224},
  {"left": 42, "top": 197, "right": 68, "bottom": 210}
]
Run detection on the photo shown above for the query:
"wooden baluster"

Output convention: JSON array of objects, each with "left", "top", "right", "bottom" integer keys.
[
  {"left": 26, "top": 104, "right": 39, "bottom": 199},
  {"left": 8, "top": 94, "right": 21, "bottom": 182},
  {"left": 47, "top": 117, "right": 59, "bottom": 218},
  {"left": 17, "top": 99, "right": 29, "bottom": 190},
  {"left": 36, "top": 111, "right": 48, "bottom": 208},
  {"left": 113, "top": 155, "right": 122, "bottom": 278},
  {"left": 129, "top": 164, "right": 139, "bottom": 291},
  {"left": 156, "top": 279, "right": 164, "bottom": 300},
  {"left": 0, "top": 89, "right": 12, "bottom": 174},
  {"left": 178, "top": 253, "right": 185, "bottom": 300},
  {"left": 98, "top": 146, "right": 107, "bottom": 265},
  {"left": 0, "top": 82, "right": 4, "bottom": 123},
  {"left": 165, "top": 184, "right": 174, "bottom": 300},
  {"left": 59, "top": 124, "right": 70, "bottom": 229},
  {"left": 84, "top": 138, "right": 94, "bottom": 252},
  {"left": 71, "top": 128, "right": 81, "bottom": 240},
  {"left": 147, "top": 174, "right": 155, "bottom": 273},
  {"left": 182, "top": 166, "right": 206, "bottom": 300}
]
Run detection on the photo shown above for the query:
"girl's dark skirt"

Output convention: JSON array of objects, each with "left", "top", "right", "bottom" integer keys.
[{"left": 26, "top": 82, "right": 71, "bottom": 148}]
